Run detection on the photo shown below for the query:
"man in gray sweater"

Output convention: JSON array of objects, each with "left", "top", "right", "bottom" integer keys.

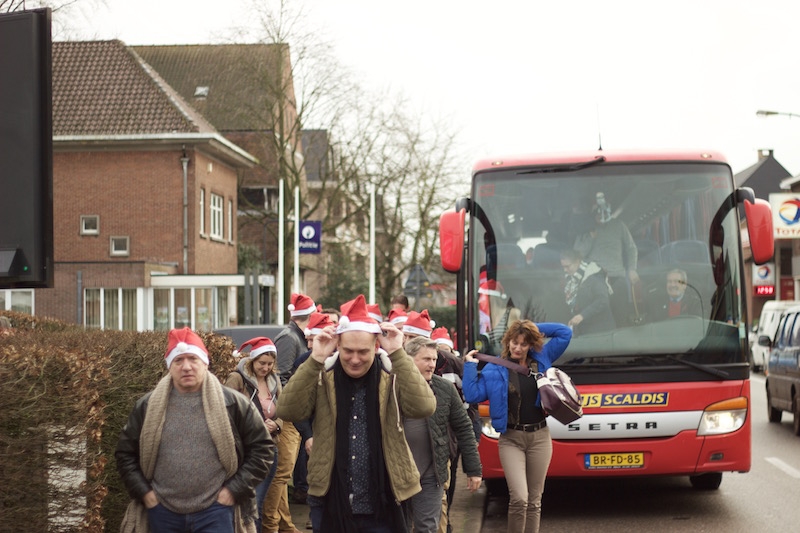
[{"left": 116, "top": 327, "right": 273, "bottom": 533}]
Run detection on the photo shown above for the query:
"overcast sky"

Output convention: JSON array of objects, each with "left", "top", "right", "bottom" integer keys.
[{"left": 64, "top": 0, "right": 800, "bottom": 179}]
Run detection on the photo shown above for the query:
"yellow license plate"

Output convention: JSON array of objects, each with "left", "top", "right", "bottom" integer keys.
[{"left": 585, "top": 453, "right": 644, "bottom": 469}]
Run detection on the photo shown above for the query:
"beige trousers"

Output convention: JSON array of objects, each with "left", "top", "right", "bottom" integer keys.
[
  {"left": 262, "top": 421, "right": 301, "bottom": 532},
  {"left": 498, "top": 427, "right": 552, "bottom": 533}
]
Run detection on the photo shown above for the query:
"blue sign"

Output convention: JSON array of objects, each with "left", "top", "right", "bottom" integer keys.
[{"left": 298, "top": 220, "right": 322, "bottom": 254}]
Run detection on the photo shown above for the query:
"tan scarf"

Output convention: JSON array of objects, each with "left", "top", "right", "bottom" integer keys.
[{"left": 119, "top": 373, "right": 255, "bottom": 533}]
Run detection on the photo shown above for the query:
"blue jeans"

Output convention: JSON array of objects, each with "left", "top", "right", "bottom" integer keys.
[
  {"left": 255, "top": 446, "right": 279, "bottom": 533},
  {"left": 147, "top": 501, "right": 234, "bottom": 533}
]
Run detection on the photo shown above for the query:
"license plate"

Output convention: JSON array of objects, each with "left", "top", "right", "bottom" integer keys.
[{"left": 585, "top": 452, "right": 644, "bottom": 469}]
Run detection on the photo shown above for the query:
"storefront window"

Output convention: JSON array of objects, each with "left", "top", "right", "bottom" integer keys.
[
  {"left": 154, "top": 289, "right": 170, "bottom": 331},
  {"left": 174, "top": 289, "right": 191, "bottom": 329},
  {"left": 85, "top": 289, "right": 101, "bottom": 329},
  {"left": 195, "top": 288, "right": 212, "bottom": 331}
]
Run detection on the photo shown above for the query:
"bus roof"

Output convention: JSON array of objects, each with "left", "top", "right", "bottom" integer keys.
[{"left": 472, "top": 150, "right": 729, "bottom": 173}]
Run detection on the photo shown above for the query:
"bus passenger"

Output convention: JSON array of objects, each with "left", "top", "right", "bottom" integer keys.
[
  {"left": 647, "top": 268, "right": 703, "bottom": 320},
  {"left": 560, "top": 249, "right": 615, "bottom": 335},
  {"left": 462, "top": 319, "right": 572, "bottom": 533},
  {"left": 573, "top": 192, "right": 639, "bottom": 326}
]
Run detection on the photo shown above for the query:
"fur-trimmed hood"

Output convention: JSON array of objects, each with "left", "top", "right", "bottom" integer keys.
[{"left": 235, "top": 357, "right": 280, "bottom": 398}]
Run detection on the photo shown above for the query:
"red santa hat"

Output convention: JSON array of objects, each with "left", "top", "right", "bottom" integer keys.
[
  {"left": 403, "top": 310, "right": 435, "bottom": 338},
  {"left": 387, "top": 308, "right": 408, "bottom": 325},
  {"left": 478, "top": 279, "right": 506, "bottom": 299},
  {"left": 233, "top": 337, "right": 277, "bottom": 359},
  {"left": 304, "top": 312, "right": 335, "bottom": 337},
  {"left": 366, "top": 303, "right": 383, "bottom": 322},
  {"left": 164, "top": 327, "right": 209, "bottom": 368},
  {"left": 431, "top": 327, "right": 454, "bottom": 349},
  {"left": 288, "top": 293, "right": 316, "bottom": 317},
  {"left": 336, "top": 294, "right": 382, "bottom": 335}
]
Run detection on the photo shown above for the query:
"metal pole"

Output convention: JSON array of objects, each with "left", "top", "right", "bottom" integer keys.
[
  {"left": 278, "top": 179, "right": 285, "bottom": 324},
  {"left": 294, "top": 186, "right": 300, "bottom": 294},
  {"left": 369, "top": 185, "right": 376, "bottom": 304}
]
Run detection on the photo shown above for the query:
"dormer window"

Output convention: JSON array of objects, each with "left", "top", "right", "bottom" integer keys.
[{"left": 194, "top": 86, "right": 209, "bottom": 98}]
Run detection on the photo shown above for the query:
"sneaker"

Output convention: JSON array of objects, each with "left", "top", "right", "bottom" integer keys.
[{"left": 305, "top": 519, "right": 312, "bottom": 530}]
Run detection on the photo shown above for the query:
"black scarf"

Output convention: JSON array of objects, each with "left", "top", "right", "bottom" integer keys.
[{"left": 321, "top": 358, "right": 407, "bottom": 533}]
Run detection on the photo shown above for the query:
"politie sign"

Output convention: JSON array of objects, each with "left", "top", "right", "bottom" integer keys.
[
  {"left": 770, "top": 193, "right": 800, "bottom": 239},
  {"left": 299, "top": 220, "right": 322, "bottom": 254}
]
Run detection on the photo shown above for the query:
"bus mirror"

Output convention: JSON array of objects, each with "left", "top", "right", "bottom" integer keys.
[
  {"left": 440, "top": 208, "right": 466, "bottom": 273},
  {"left": 744, "top": 198, "right": 774, "bottom": 265}
]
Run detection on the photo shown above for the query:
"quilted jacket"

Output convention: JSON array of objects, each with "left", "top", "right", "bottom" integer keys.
[
  {"left": 426, "top": 374, "right": 482, "bottom": 486},
  {"left": 277, "top": 347, "right": 436, "bottom": 502}
]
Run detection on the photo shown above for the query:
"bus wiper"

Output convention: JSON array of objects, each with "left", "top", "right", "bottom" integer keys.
[
  {"left": 516, "top": 156, "right": 606, "bottom": 174},
  {"left": 666, "top": 355, "right": 729, "bottom": 380}
]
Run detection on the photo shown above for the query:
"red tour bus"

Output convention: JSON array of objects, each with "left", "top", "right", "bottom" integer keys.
[{"left": 440, "top": 151, "right": 774, "bottom": 490}]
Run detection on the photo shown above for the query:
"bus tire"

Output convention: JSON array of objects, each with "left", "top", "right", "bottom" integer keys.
[
  {"left": 793, "top": 397, "right": 800, "bottom": 436},
  {"left": 689, "top": 472, "right": 722, "bottom": 490},
  {"left": 767, "top": 387, "right": 782, "bottom": 423}
]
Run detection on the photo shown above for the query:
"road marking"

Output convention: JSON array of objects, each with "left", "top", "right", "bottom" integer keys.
[{"left": 765, "top": 457, "right": 800, "bottom": 479}]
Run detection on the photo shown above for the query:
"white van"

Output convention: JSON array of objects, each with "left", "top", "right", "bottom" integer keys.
[{"left": 752, "top": 300, "right": 797, "bottom": 371}]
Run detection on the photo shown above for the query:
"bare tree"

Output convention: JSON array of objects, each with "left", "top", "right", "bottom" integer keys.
[{"left": 240, "top": 0, "right": 466, "bottom": 309}]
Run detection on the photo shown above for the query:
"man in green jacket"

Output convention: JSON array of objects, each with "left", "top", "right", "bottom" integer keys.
[
  {"left": 277, "top": 295, "right": 436, "bottom": 533},
  {"left": 404, "top": 336, "right": 482, "bottom": 533}
]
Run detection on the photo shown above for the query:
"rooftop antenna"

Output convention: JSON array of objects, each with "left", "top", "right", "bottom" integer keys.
[{"left": 596, "top": 103, "right": 603, "bottom": 151}]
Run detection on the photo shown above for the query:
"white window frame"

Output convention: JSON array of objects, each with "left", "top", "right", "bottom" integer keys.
[
  {"left": 210, "top": 193, "right": 224, "bottom": 240},
  {"left": 227, "top": 199, "right": 233, "bottom": 242},
  {"left": 80, "top": 215, "right": 99, "bottom": 235},
  {"left": 110, "top": 236, "right": 130, "bottom": 257},
  {"left": 199, "top": 188, "right": 206, "bottom": 236}
]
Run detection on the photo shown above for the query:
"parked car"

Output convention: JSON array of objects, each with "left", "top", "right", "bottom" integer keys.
[
  {"left": 752, "top": 300, "right": 797, "bottom": 372},
  {"left": 213, "top": 324, "right": 287, "bottom": 347},
  {"left": 765, "top": 304, "right": 800, "bottom": 436}
]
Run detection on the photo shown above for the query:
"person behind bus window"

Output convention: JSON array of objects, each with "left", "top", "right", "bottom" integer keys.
[
  {"left": 573, "top": 192, "right": 639, "bottom": 326},
  {"left": 560, "top": 249, "right": 615, "bottom": 335},
  {"left": 647, "top": 268, "right": 703, "bottom": 321},
  {"left": 462, "top": 320, "right": 572, "bottom": 533}
]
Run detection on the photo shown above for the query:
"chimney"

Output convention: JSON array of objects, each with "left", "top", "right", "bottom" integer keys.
[{"left": 758, "top": 149, "right": 774, "bottom": 160}]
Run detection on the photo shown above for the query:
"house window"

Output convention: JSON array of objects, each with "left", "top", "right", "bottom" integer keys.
[
  {"left": 110, "top": 236, "right": 129, "bottom": 257},
  {"left": 210, "top": 193, "right": 224, "bottom": 239},
  {"left": 199, "top": 188, "right": 206, "bottom": 235},
  {"left": 84, "top": 288, "right": 138, "bottom": 330},
  {"left": 227, "top": 199, "right": 233, "bottom": 242},
  {"left": 80, "top": 215, "right": 99, "bottom": 235},
  {"left": 0, "top": 289, "right": 33, "bottom": 314}
]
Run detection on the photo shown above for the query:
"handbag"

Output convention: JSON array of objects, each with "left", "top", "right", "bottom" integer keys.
[
  {"left": 535, "top": 367, "right": 583, "bottom": 424},
  {"left": 475, "top": 353, "right": 583, "bottom": 424}
]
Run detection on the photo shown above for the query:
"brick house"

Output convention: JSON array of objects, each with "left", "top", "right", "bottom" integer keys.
[
  {"left": 24, "top": 40, "right": 258, "bottom": 330},
  {"left": 133, "top": 44, "right": 330, "bottom": 319}
]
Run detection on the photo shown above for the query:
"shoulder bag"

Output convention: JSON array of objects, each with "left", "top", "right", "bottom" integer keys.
[{"left": 475, "top": 353, "right": 583, "bottom": 424}]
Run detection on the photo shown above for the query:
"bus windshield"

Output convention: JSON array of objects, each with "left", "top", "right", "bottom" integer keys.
[{"left": 469, "top": 161, "right": 747, "bottom": 371}]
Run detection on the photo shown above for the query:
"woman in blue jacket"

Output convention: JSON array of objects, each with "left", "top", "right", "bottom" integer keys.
[{"left": 463, "top": 319, "right": 572, "bottom": 533}]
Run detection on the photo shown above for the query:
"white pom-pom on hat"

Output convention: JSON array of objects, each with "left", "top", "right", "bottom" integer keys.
[
  {"left": 288, "top": 304, "right": 296, "bottom": 311},
  {"left": 338, "top": 316, "right": 351, "bottom": 327}
]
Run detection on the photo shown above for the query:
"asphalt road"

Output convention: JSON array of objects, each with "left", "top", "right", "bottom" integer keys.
[{"left": 481, "top": 373, "right": 800, "bottom": 532}]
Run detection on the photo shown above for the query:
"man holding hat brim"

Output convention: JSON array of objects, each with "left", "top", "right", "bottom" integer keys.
[
  {"left": 116, "top": 327, "right": 273, "bottom": 533},
  {"left": 278, "top": 295, "right": 436, "bottom": 533}
]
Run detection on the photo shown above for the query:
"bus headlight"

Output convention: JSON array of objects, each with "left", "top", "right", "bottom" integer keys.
[{"left": 697, "top": 397, "right": 747, "bottom": 436}]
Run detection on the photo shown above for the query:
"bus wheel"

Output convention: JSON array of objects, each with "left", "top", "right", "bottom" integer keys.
[
  {"left": 793, "top": 398, "right": 800, "bottom": 436},
  {"left": 689, "top": 472, "right": 722, "bottom": 490},
  {"left": 767, "top": 387, "right": 782, "bottom": 423}
]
